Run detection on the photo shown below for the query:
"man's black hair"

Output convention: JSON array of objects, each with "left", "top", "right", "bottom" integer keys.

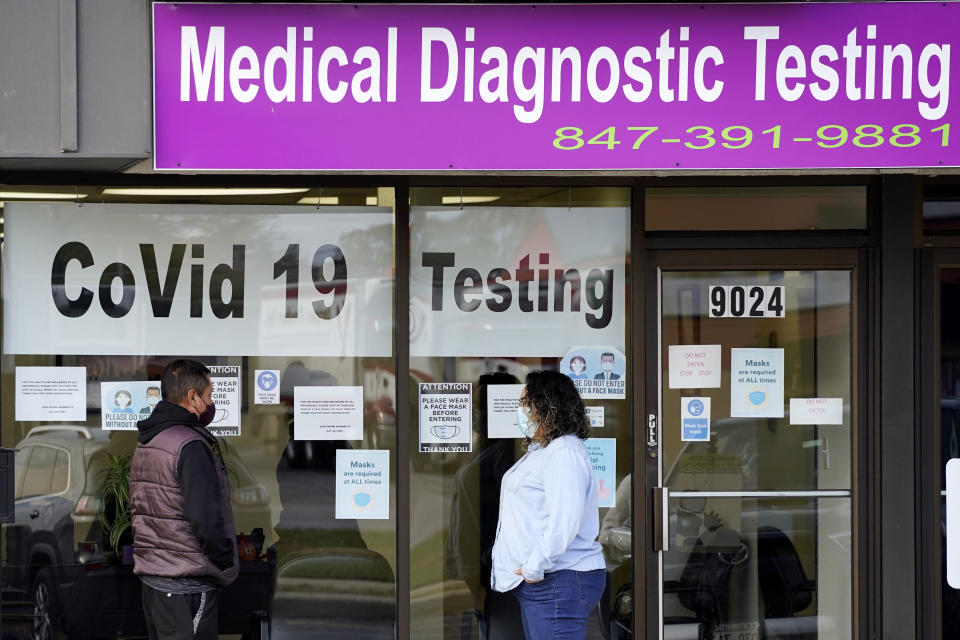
[
  {"left": 146, "top": 386, "right": 161, "bottom": 394},
  {"left": 161, "top": 359, "right": 211, "bottom": 403},
  {"left": 601, "top": 352, "right": 615, "bottom": 360}
]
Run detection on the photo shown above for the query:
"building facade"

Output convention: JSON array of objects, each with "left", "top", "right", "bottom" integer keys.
[{"left": 0, "top": 2, "right": 958, "bottom": 640}]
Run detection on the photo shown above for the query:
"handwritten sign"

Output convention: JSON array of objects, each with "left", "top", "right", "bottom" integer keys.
[
  {"left": 669, "top": 345, "right": 721, "bottom": 389},
  {"left": 789, "top": 398, "right": 843, "bottom": 425}
]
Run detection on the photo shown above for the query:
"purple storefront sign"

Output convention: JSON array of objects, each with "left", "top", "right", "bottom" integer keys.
[{"left": 153, "top": 3, "right": 957, "bottom": 171}]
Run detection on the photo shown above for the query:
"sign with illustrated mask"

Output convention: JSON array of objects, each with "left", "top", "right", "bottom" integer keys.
[
  {"left": 2, "top": 203, "right": 393, "bottom": 357},
  {"left": 101, "top": 380, "right": 165, "bottom": 430},
  {"left": 254, "top": 369, "right": 281, "bottom": 404},
  {"left": 419, "top": 382, "right": 472, "bottom": 453},
  {"left": 410, "top": 207, "right": 627, "bottom": 357},
  {"left": 336, "top": 449, "right": 390, "bottom": 520},
  {"left": 207, "top": 365, "right": 241, "bottom": 437},
  {"left": 561, "top": 345, "right": 626, "bottom": 399},
  {"left": 730, "top": 348, "right": 785, "bottom": 418}
]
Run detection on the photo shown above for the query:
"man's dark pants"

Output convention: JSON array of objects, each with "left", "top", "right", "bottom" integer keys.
[{"left": 141, "top": 584, "right": 219, "bottom": 640}]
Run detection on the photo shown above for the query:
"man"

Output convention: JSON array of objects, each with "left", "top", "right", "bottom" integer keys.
[
  {"left": 139, "top": 385, "right": 162, "bottom": 415},
  {"left": 130, "top": 360, "right": 238, "bottom": 640},
  {"left": 594, "top": 352, "right": 621, "bottom": 381}
]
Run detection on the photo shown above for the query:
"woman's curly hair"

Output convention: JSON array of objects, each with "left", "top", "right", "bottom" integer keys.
[{"left": 522, "top": 370, "right": 591, "bottom": 445}]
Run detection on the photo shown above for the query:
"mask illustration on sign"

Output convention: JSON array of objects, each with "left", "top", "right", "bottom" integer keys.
[
  {"left": 354, "top": 492, "right": 372, "bottom": 508},
  {"left": 422, "top": 252, "right": 614, "bottom": 329},
  {"left": 516, "top": 407, "right": 538, "bottom": 439},
  {"left": 431, "top": 425, "right": 460, "bottom": 439}
]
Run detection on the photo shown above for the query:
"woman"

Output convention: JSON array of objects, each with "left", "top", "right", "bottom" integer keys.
[
  {"left": 491, "top": 370, "right": 606, "bottom": 639},
  {"left": 112, "top": 389, "right": 134, "bottom": 414},
  {"left": 567, "top": 355, "right": 589, "bottom": 379}
]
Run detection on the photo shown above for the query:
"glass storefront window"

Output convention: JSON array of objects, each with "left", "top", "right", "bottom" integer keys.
[
  {"left": 663, "top": 497, "right": 851, "bottom": 640},
  {"left": 408, "top": 187, "right": 631, "bottom": 639},
  {"left": 0, "top": 186, "right": 397, "bottom": 639},
  {"left": 661, "top": 270, "right": 853, "bottom": 493}
]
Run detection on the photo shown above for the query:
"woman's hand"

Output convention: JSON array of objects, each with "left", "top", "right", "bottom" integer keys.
[{"left": 515, "top": 568, "right": 543, "bottom": 584}]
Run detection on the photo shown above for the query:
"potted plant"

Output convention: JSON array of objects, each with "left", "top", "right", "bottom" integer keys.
[{"left": 98, "top": 453, "right": 134, "bottom": 563}]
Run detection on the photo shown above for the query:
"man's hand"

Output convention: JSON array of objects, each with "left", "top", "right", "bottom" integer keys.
[{"left": 514, "top": 568, "right": 543, "bottom": 584}]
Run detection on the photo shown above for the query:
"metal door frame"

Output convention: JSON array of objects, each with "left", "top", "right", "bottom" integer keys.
[
  {"left": 641, "top": 248, "right": 865, "bottom": 640},
  {"left": 917, "top": 247, "right": 960, "bottom": 640}
]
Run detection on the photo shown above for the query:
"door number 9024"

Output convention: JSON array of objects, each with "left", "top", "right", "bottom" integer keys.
[{"left": 708, "top": 285, "right": 785, "bottom": 318}]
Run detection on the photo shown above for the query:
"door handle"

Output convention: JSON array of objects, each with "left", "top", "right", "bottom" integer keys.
[
  {"left": 29, "top": 509, "right": 40, "bottom": 519},
  {"left": 652, "top": 487, "right": 669, "bottom": 552}
]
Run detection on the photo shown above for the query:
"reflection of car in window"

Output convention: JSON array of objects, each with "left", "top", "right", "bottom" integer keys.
[{"left": 2, "top": 425, "right": 274, "bottom": 640}]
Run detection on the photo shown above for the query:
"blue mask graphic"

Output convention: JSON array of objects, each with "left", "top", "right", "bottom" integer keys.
[{"left": 516, "top": 407, "right": 538, "bottom": 439}]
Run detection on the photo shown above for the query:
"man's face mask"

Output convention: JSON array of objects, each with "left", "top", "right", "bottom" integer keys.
[
  {"left": 193, "top": 390, "right": 216, "bottom": 427},
  {"left": 147, "top": 394, "right": 160, "bottom": 406},
  {"left": 602, "top": 359, "right": 614, "bottom": 372}
]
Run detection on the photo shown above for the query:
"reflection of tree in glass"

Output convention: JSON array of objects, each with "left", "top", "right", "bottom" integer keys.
[{"left": 336, "top": 224, "right": 393, "bottom": 278}]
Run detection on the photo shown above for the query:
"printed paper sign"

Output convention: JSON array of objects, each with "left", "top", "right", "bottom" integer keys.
[
  {"left": 669, "top": 345, "right": 722, "bottom": 389},
  {"left": 419, "top": 383, "right": 472, "bottom": 453},
  {"left": 562, "top": 346, "right": 627, "bottom": 399},
  {"left": 790, "top": 398, "right": 844, "bottom": 425},
  {"left": 254, "top": 369, "right": 280, "bottom": 405},
  {"left": 487, "top": 384, "right": 524, "bottom": 439},
  {"left": 730, "top": 348, "right": 785, "bottom": 418},
  {"left": 208, "top": 365, "right": 241, "bottom": 437},
  {"left": 949, "top": 459, "right": 960, "bottom": 589},
  {"left": 101, "top": 380, "right": 164, "bottom": 430},
  {"left": 16, "top": 367, "right": 87, "bottom": 422},
  {"left": 336, "top": 449, "right": 390, "bottom": 520},
  {"left": 585, "top": 438, "right": 616, "bottom": 508},
  {"left": 2, "top": 203, "right": 393, "bottom": 357},
  {"left": 294, "top": 386, "right": 364, "bottom": 441},
  {"left": 681, "top": 397, "right": 712, "bottom": 442},
  {"left": 411, "top": 207, "right": 627, "bottom": 358},
  {"left": 586, "top": 407, "right": 605, "bottom": 428}
]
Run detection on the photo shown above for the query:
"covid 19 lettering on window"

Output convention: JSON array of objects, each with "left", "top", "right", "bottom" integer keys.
[
  {"left": 1, "top": 203, "right": 394, "bottom": 358},
  {"left": 410, "top": 206, "right": 627, "bottom": 358}
]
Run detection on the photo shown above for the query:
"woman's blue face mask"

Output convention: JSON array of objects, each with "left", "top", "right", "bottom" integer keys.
[{"left": 516, "top": 406, "right": 538, "bottom": 438}]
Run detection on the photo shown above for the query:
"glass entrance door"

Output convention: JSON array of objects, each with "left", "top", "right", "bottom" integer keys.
[{"left": 650, "top": 252, "right": 857, "bottom": 640}]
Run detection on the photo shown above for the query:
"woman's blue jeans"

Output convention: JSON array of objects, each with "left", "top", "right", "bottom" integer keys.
[{"left": 511, "top": 569, "right": 606, "bottom": 640}]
